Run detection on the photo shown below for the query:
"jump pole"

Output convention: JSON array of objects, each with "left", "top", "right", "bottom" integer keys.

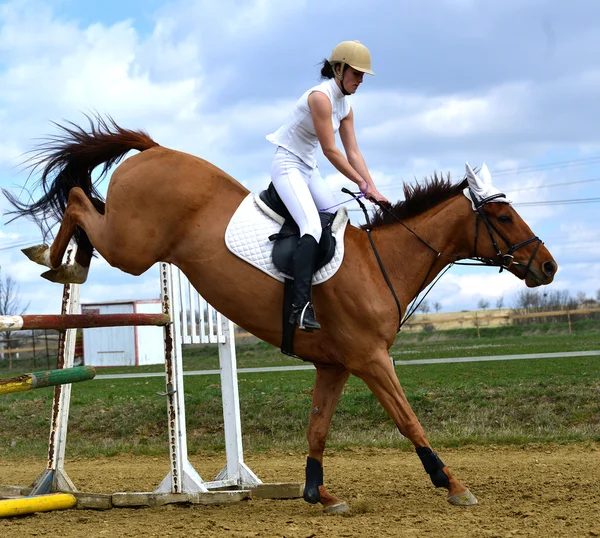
[
  {"left": 0, "top": 493, "right": 76, "bottom": 518},
  {"left": 0, "top": 366, "right": 96, "bottom": 395},
  {"left": 0, "top": 313, "right": 170, "bottom": 331}
]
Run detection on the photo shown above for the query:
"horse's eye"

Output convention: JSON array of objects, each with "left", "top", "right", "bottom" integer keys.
[{"left": 498, "top": 215, "right": 513, "bottom": 224}]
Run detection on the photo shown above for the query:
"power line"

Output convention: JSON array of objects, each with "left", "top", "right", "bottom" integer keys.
[
  {"left": 490, "top": 155, "right": 600, "bottom": 176},
  {"left": 509, "top": 177, "right": 600, "bottom": 193},
  {"left": 379, "top": 173, "right": 600, "bottom": 196},
  {"left": 515, "top": 197, "right": 600, "bottom": 206},
  {"left": 0, "top": 239, "right": 38, "bottom": 252}
]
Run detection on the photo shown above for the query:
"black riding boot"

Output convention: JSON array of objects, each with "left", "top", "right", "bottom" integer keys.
[{"left": 289, "top": 234, "right": 321, "bottom": 331}]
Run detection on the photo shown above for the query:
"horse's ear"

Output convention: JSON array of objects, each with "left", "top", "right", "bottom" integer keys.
[
  {"left": 464, "top": 161, "right": 511, "bottom": 209},
  {"left": 465, "top": 162, "right": 480, "bottom": 189},
  {"left": 479, "top": 163, "right": 492, "bottom": 185}
]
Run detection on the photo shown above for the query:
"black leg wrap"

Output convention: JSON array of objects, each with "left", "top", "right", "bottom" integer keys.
[
  {"left": 416, "top": 446, "right": 450, "bottom": 488},
  {"left": 303, "top": 456, "right": 323, "bottom": 504}
]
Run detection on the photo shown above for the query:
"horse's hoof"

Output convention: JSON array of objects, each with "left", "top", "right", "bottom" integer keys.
[
  {"left": 323, "top": 501, "right": 349, "bottom": 514},
  {"left": 22, "top": 244, "right": 51, "bottom": 267},
  {"left": 447, "top": 489, "right": 478, "bottom": 506},
  {"left": 41, "top": 264, "right": 88, "bottom": 285}
]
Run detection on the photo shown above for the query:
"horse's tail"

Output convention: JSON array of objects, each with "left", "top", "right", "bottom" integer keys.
[{"left": 3, "top": 115, "right": 159, "bottom": 243}]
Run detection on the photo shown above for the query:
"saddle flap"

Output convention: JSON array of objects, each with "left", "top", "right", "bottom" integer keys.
[{"left": 271, "top": 212, "right": 337, "bottom": 275}]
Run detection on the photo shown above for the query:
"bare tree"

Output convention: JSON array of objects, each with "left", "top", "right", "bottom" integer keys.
[
  {"left": 0, "top": 267, "right": 30, "bottom": 360},
  {"left": 477, "top": 298, "right": 490, "bottom": 311},
  {"left": 433, "top": 301, "right": 442, "bottom": 313},
  {"left": 496, "top": 297, "right": 504, "bottom": 309},
  {"left": 417, "top": 299, "right": 430, "bottom": 315},
  {"left": 513, "top": 289, "right": 576, "bottom": 313}
]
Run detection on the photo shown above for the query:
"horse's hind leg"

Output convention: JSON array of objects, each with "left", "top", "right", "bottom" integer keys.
[
  {"left": 22, "top": 188, "right": 100, "bottom": 284},
  {"left": 304, "top": 365, "right": 351, "bottom": 513},
  {"left": 352, "top": 352, "right": 477, "bottom": 506}
]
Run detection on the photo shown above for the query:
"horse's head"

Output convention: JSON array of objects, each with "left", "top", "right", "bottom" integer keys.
[{"left": 463, "top": 163, "right": 557, "bottom": 287}]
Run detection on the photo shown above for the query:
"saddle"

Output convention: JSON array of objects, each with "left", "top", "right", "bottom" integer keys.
[{"left": 258, "top": 183, "right": 337, "bottom": 275}]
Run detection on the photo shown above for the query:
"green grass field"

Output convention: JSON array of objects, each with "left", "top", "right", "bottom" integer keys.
[{"left": 0, "top": 323, "right": 598, "bottom": 458}]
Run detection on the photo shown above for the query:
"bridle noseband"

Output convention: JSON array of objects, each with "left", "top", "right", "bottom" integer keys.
[{"left": 344, "top": 187, "right": 544, "bottom": 332}]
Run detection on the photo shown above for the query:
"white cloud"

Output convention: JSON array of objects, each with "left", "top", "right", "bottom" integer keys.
[
  {"left": 156, "top": 0, "right": 308, "bottom": 39},
  {"left": 0, "top": 229, "right": 19, "bottom": 241},
  {"left": 558, "top": 222, "right": 600, "bottom": 244},
  {"left": 0, "top": 2, "right": 206, "bottom": 164},
  {"left": 428, "top": 269, "right": 527, "bottom": 311}
]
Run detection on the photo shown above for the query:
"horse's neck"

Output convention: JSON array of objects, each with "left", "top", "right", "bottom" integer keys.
[{"left": 371, "top": 196, "right": 471, "bottom": 305}]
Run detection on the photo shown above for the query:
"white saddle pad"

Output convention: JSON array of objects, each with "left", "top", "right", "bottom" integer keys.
[{"left": 225, "top": 193, "right": 348, "bottom": 284}]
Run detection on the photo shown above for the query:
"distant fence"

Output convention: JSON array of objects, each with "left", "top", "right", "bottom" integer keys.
[
  {"left": 0, "top": 330, "right": 62, "bottom": 370},
  {"left": 402, "top": 307, "right": 600, "bottom": 335}
]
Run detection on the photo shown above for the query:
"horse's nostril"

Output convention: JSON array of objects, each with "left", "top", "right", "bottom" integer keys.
[{"left": 543, "top": 260, "right": 557, "bottom": 277}]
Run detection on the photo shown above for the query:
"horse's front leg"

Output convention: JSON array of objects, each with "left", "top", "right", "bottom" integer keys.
[
  {"left": 351, "top": 352, "right": 477, "bottom": 506},
  {"left": 304, "top": 364, "right": 351, "bottom": 513}
]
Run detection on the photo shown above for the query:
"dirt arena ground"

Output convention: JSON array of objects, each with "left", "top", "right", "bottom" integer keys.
[{"left": 1, "top": 444, "right": 599, "bottom": 537}]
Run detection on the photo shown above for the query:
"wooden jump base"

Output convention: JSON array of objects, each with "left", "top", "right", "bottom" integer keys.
[
  {"left": 0, "top": 483, "right": 301, "bottom": 511},
  {"left": 0, "top": 366, "right": 96, "bottom": 395},
  {"left": 0, "top": 313, "right": 170, "bottom": 331},
  {"left": 0, "top": 254, "right": 301, "bottom": 509},
  {"left": 0, "top": 493, "right": 76, "bottom": 518}
]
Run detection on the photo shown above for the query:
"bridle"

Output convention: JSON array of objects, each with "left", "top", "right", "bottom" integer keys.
[
  {"left": 344, "top": 187, "right": 543, "bottom": 332},
  {"left": 468, "top": 190, "right": 542, "bottom": 279}
]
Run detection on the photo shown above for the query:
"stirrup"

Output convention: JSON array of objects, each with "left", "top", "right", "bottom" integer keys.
[{"left": 290, "top": 303, "right": 321, "bottom": 332}]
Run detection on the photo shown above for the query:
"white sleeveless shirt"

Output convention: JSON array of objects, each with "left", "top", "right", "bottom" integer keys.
[{"left": 266, "top": 78, "right": 351, "bottom": 168}]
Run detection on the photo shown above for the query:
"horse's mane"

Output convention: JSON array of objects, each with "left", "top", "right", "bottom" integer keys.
[{"left": 364, "top": 173, "right": 469, "bottom": 229}]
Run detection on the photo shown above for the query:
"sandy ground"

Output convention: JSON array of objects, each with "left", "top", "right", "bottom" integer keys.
[{"left": 1, "top": 444, "right": 599, "bottom": 537}]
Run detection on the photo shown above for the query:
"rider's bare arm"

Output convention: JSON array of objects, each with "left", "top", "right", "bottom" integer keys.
[{"left": 308, "top": 92, "right": 368, "bottom": 192}]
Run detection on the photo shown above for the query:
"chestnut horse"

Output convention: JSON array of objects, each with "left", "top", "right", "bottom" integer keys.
[{"left": 6, "top": 118, "right": 557, "bottom": 513}]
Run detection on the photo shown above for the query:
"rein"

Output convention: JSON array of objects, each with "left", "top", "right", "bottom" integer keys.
[
  {"left": 342, "top": 187, "right": 542, "bottom": 332},
  {"left": 343, "top": 188, "right": 403, "bottom": 332},
  {"left": 342, "top": 187, "right": 442, "bottom": 332}
]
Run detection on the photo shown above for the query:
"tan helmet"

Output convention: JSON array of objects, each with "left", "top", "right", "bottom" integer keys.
[{"left": 329, "top": 40, "right": 375, "bottom": 76}]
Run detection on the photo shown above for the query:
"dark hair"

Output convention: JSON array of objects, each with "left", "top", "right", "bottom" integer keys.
[{"left": 320, "top": 58, "right": 336, "bottom": 79}]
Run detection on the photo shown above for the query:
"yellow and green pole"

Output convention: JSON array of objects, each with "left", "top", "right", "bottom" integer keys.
[{"left": 0, "top": 366, "right": 96, "bottom": 395}]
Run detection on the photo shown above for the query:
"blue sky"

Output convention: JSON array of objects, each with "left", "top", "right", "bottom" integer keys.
[{"left": 1, "top": 0, "right": 599, "bottom": 316}]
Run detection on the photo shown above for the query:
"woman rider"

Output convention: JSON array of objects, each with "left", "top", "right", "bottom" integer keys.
[{"left": 266, "top": 40, "right": 389, "bottom": 332}]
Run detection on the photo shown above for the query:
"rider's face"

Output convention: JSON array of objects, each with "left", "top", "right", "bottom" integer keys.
[{"left": 341, "top": 67, "right": 365, "bottom": 94}]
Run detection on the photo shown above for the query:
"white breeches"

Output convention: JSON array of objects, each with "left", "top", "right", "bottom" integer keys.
[{"left": 270, "top": 147, "right": 336, "bottom": 242}]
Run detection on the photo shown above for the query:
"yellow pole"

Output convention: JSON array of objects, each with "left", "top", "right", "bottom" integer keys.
[{"left": 0, "top": 493, "right": 76, "bottom": 517}]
